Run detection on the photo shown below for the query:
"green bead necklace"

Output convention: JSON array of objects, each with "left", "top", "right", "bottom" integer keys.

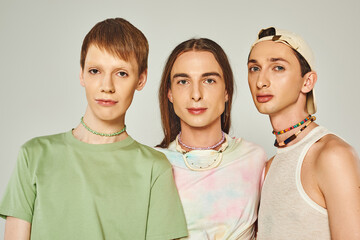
[{"left": 80, "top": 117, "right": 126, "bottom": 137}]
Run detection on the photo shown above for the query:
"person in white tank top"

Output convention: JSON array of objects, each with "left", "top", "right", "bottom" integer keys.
[{"left": 247, "top": 27, "right": 360, "bottom": 239}]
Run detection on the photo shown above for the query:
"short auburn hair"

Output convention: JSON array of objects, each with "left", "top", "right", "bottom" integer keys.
[{"left": 80, "top": 18, "right": 148, "bottom": 75}]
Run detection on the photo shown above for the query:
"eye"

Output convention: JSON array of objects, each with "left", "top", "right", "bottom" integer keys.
[
  {"left": 204, "top": 78, "right": 215, "bottom": 84},
  {"left": 249, "top": 66, "right": 260, "bottom": 72},
  {"left": 274, "top": 66, "right": 285, "bottom": 71},
  {"left": 177, "top": 79, "right": 188, "bottom": 85},
  {"left": 89, "top": 69, "right": 99, "bottom": 74},
  {"left": 117, "top": 71, "right": 128, "bottom": 77}
]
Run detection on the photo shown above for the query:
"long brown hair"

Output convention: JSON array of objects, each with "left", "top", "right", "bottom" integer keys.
[{"left": 157, "top": 38, "right": 234, "bottom": 148}]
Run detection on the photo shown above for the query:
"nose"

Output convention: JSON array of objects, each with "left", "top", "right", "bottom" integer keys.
[
  {"left": 256, "top": 70, "right": 270, "bottom": 89},
  {"left": 100, "top": 74, "right": 115, "bottom": 93},
  {"left": 191, "top": 82, "right": 202, "bottom": 102}
]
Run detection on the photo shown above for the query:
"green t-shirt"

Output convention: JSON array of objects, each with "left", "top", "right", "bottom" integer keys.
[{"left": 0, "top": 131, "right": 188, "bottom": 240}]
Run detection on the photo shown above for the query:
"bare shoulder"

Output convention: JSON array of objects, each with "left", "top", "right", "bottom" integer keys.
[
  {"left": 309, "top": 134, "right": 360, "bottom": 192},
  {"left": 313, "top": 134, "right": 359, "bottom": 170},
  {"left": 309, "top": 135, "right": 360, "bottom": 239}
]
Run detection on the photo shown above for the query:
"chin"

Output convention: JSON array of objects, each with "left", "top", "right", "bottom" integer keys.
[
  {"left": 254, "top": 102, "right": 275, "bottom": 114},
  {"left": 186, "top": 122, "right": 208, "bottom": 128},
  {"left": 255, "top": 106, "right": 272, "bottom": 115},
  {"left": 180, "top": 120, "right": 211, "bottom": 129},
  {"left": 257, "top": 110, "right": 269, "bottom": 115},
  {"left": 96, "top": 113, "right": 125, "bottom": 122}
]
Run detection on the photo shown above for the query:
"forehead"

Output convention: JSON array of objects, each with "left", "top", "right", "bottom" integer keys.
[
  {"left": 249, "top": 41, "right": 298, "bottom": 63},
  {"left": 85, "top": 44, "right": 138, "bottom": 70},
  {"left": 172, "top": 51, "right": 222, "bottom": 73}
]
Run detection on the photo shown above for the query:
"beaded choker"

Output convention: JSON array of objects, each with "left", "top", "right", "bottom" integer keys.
[
  {"left": 272, "top": 115, "right": 312, "bottom": 135},
  {"left": 80, "top": 117, "right": 126, "bottom": 137},
  {"left": 274, "top": 116, "right": 316, "bottom": 148},
  {"left": 178, "top": 131, "right": 225, "bottom": 150},
  {"left": 175, "top": 135, "right": 228, "bottom": 171},
  {"left": 182, "top": 151, "right": 224, "bottom": 171}
]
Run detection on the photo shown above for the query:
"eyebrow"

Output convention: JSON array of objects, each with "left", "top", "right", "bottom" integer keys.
[
  {"left": 172, "top": 73, "right": 189, "bottom": 78},
  {"left": 247, "top": 59, "right": 258, "bottom": 64},
  {"left": 202, "top": 72, "right": 221, "bottom": 78},
  {"left": 248, "top": 57, "right": 289, "bottom": 64},
  {"left": 172, "top": 72, "right": 221, "bottom": 79},
  {"left": 270, "top": 58, "right": 289, "bottom": 64}
]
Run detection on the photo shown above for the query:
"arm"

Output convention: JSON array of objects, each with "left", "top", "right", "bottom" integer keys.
[
  {"left": 316, "top": 139, "right": 360, "bottom": 240},
  {"left": 264, "top": 156, "right": 274, "bottom": 177},
  {"left": 5, "top": 217, "right": 31, "bottom": 240},
  {"left": 1, "top": 146, "right": 36, "bottom": 240}
]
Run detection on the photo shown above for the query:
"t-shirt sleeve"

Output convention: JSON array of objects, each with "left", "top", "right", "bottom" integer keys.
[
  {"left": 146, "top": 166, "right": 188, "bottom": 240},
  {"left": 0, "top": 146, "right": 36, "bottom": 223}
]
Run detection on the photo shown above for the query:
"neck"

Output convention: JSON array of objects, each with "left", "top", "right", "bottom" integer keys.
[
  {"left": 270, "top": 110, "right": 317, "bottom": 147},
  {"left": 72, "top": 111, "right": 128, "bottom": 144},
  {"left": 179, "top": 118, "right": 224, "bottom": 151}
]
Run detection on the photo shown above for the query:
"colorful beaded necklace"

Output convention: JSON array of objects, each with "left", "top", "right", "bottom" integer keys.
[
  {"left": 178, "top": 131, "right": 225, "bottom": 150},
  {"left": 80, "top": 117, "right": 126, "bottom": 137},
  {"left": 272, "top": 115, "right": 312, "bottom": 135},
  {"left": 274, "top": 116, "right": 316, "bottom": 148}
]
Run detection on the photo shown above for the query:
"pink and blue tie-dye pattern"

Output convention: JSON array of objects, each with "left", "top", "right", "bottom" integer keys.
[{"left": 157, "top": 135, "right": 266, "bottom": 240}]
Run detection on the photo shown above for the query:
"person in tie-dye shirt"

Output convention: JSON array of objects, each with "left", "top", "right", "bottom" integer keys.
[{"left": 156, "top": 38, "right": 267, "bottom": 239}]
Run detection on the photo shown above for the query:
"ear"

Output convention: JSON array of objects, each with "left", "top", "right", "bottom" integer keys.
[
  {"left": 224, "top": 89, "right": 229, "bottom": 102},
  {"left": 80, "top": 68, "right": 85, "bottom": 87},
  {"left": 167, "top": 88, "right": 173, "bottom": 103},
  {"left": 301, "top": 71, "right": 317, "bottom": 94},
  {"left": 136, "top": 69, "right": 147, "bottom": 91}
]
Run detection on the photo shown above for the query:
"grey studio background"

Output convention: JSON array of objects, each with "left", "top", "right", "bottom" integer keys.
[{"left": 1, "top": 0, "right": 359, "bottom": 236}]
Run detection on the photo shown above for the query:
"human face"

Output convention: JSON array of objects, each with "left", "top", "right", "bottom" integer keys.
[
  {"left": 168, "top": 51, "right": 228, "bottom": 131},
  {"left": 247, "top": 41, "right": 306, "bottom": 116},
  {"left": 80, "top": 44, "right": 146, "bottom": 123}
]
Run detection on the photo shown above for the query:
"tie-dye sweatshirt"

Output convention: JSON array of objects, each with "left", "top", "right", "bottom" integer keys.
[{"left": 157, "top": 135, "right": 266, "bottom": 240}]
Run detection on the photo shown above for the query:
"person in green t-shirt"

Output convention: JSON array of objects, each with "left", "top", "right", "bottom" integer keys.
[{"left": 0, "top": 18, "right": 188, "bottom": 240}]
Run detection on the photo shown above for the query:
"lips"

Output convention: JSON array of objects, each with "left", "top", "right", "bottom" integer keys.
[
  {"left": 187, "top": 107, "right": 207, "bottom": 115},
  {"left": 95, "top": 99, "right": 118, "bottom": 106},
  {"left": 256, "top": 95, "right": 273, "bottom": 103}
]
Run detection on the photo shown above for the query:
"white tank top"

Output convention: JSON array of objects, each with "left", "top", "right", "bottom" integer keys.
[{"left": 257, "top": 126, "right": 331, "bottom": 240}]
